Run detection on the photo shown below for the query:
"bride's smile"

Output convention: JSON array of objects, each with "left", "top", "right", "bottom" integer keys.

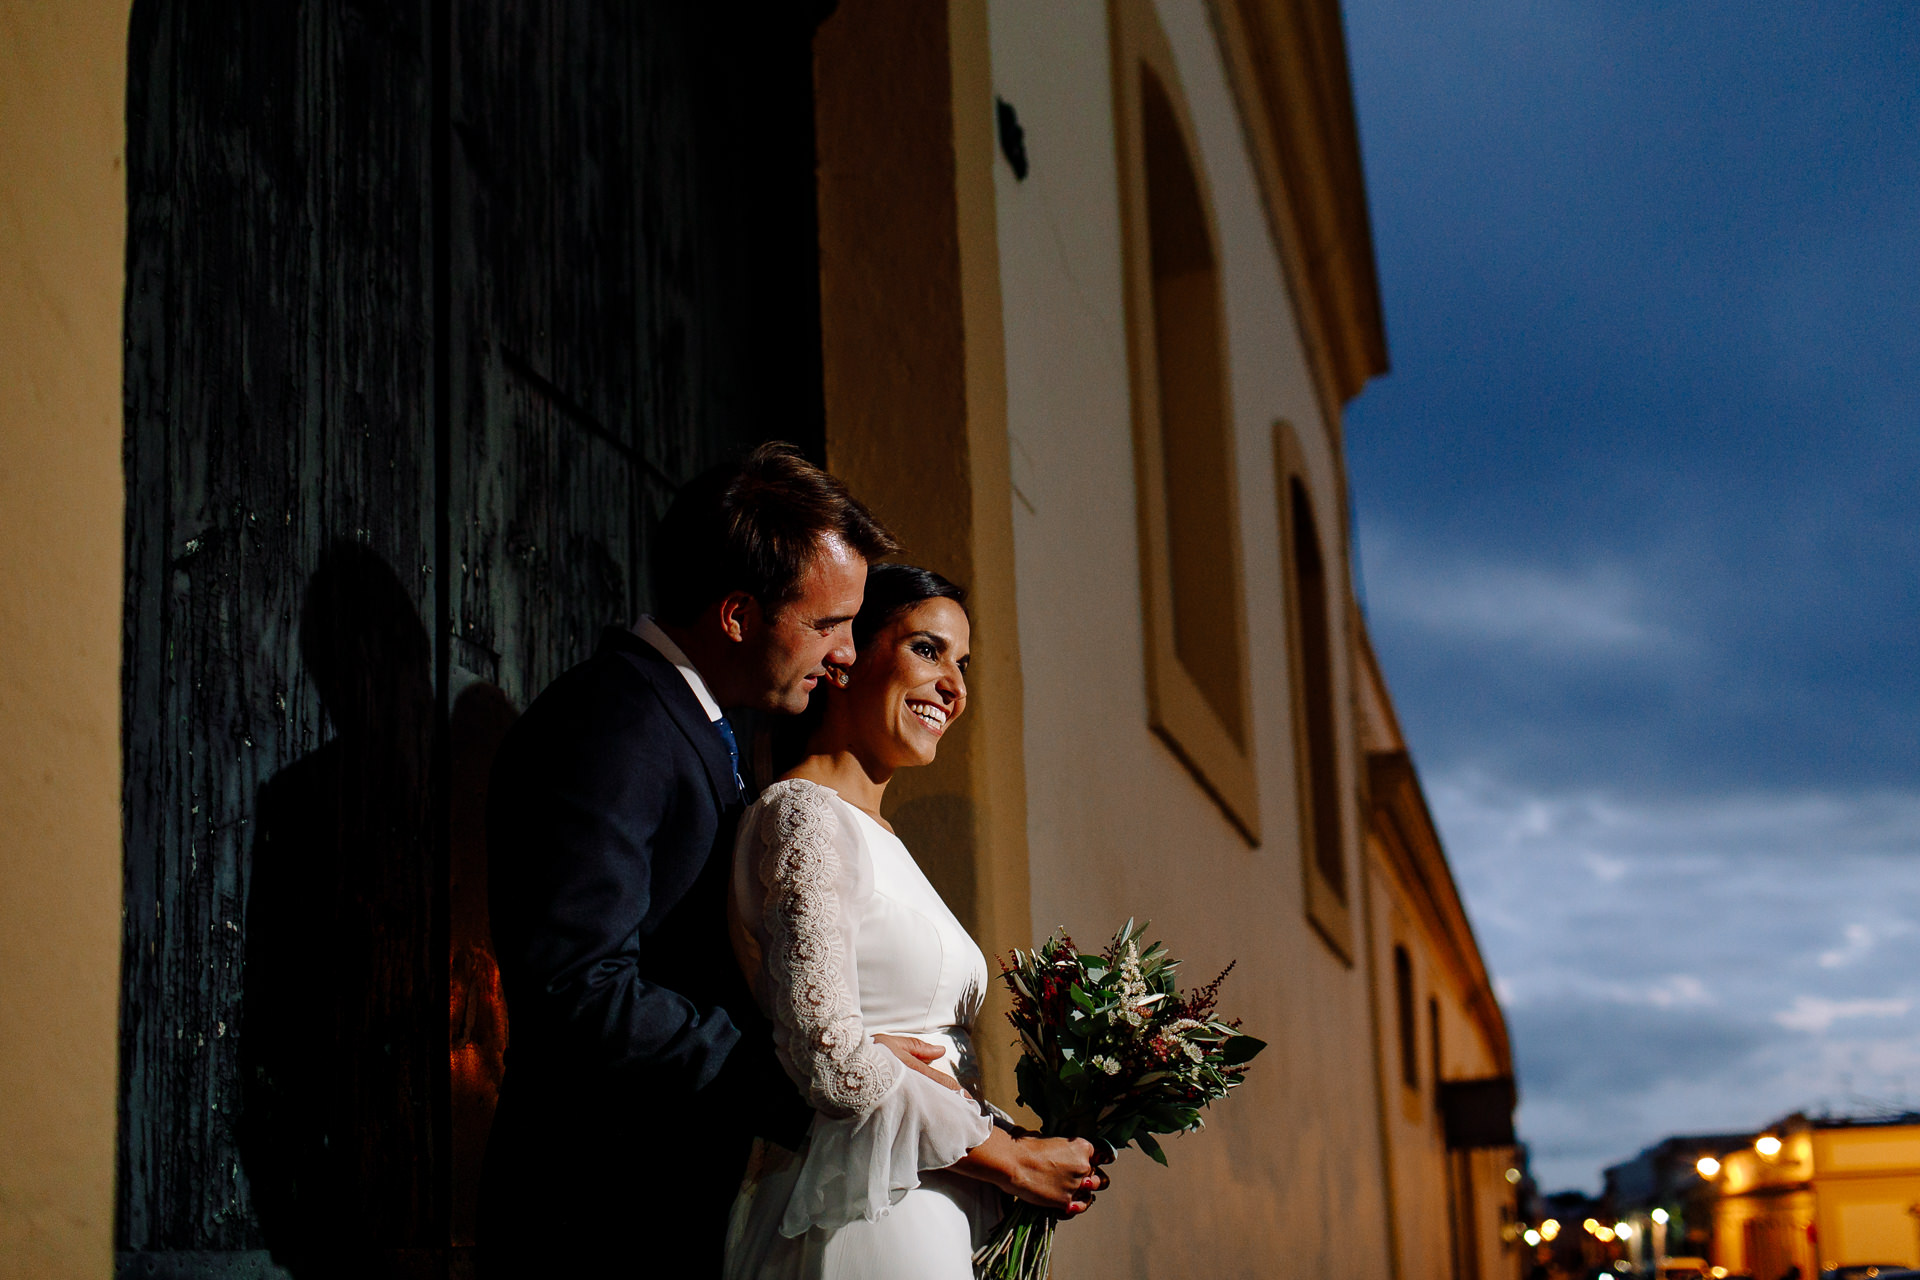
[{"left": 836, "top": 596, "right": 970, "bottom": 770}]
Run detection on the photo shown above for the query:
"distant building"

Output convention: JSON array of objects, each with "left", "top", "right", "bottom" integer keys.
[
  {"left": 1590, "top": 1116, "right": 1920, "bottom": 1278},
  {"left": 1707, "top": 1113, "right": 1920, "bottom": 1279},
  {"left": 1605, "top": 1131, "right": 1759, "bottom": 1269}
]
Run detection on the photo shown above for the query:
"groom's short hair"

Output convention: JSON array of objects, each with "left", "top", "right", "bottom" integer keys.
[{"left": 651, "top": 441, "right": 899, "bottom": 625}]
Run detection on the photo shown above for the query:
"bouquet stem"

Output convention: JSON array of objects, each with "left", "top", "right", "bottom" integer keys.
[{"left": 974, "top": 1203, "right": 1057, "bottom": 1280}]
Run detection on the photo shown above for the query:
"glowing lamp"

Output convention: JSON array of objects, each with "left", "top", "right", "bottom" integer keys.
[
  {"left": 1651, "top": 1208, "right": 1669, "bottom": 1225},
  {"left": 1696, "top": 1155, "right": 1722, "bottom": 1178},
  {"left": 1541, "top": 1219, "right": 1562, "bottom": 1241},
  {"left": 1524, "top": 1229, "right": 1542, "bottom": 1246},
  {"left": 1615, "top": 1222, "right": 1633, "bottom": 1240},
  {"left": 1755, "top": 1134, "right": 1783, "bottom": 1157}
]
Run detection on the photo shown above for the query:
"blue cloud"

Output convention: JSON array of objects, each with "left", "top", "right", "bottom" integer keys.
[
  {"left": 1340, "top": 0, "right": 1920, "bottom": 1190},
  {"left": 1432, "top": 769, "right": 1920, "bottom": 1188}
]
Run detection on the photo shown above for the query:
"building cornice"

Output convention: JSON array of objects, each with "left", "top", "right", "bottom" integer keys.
[
  {"left": 1355, "top": 629, "right": 1512, "bottom": 1075},
  {"left": 1367, "top": 744, "right": 1512, "bottom": 1074},
  {"left": 1368, "top": 749, "right": 1513, "bottom": 1075},
  {"left": 1208, "top": 0, "right": 1390, "bottom": 424}
]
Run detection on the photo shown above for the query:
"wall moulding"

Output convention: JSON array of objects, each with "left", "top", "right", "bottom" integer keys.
[{"left": 1112, "top": 0, "right": 1262, "bottom": 846}]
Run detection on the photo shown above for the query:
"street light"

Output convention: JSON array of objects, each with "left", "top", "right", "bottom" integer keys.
[
  {"left": 1756, "top": 1134, "right": 1783, "bottom": 1157},
  {"left": 1524, "top": 1229, "right": 1542, "bottom": 1246},
  {"left": 1651, "top": 1208, "right": 1670, "bottom": 1225},
  {"left": 1696, "top": 1155, "right": 1722, "bottom": 1178},
  {"left": 1616, "top": 1222, "right": 1634, "bottom": 1240},
  {"left": 1541, "top": 1219, "right": 1562, "bottom": 1242}
]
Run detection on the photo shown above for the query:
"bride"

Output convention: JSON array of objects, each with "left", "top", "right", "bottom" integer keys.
[{"left": 724, "top": 565, "right": 1107, "bottom": 1280}]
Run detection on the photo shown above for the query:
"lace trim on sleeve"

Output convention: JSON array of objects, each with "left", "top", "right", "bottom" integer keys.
[{"left": 756, "top": 780, "right": 900, "bottom": 1118}]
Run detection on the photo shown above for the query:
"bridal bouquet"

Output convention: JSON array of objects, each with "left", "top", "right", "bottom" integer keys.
[{"left": 973, "top": 920, "right": 1266, "bottom": 1280}]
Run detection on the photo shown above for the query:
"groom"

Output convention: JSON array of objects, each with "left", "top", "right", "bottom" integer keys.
[{"left": 478, "top": 443, "right": 901, "bottom": 1276}]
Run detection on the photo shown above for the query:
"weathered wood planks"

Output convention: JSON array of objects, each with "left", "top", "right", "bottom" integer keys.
[{"left": 121, "top": 1, "right": 825, "bottom": 1269}]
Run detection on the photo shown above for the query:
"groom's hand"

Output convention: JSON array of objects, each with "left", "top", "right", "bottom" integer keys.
[{"left": 874, "top": 1034, "right": 968, "bottom": 1095}]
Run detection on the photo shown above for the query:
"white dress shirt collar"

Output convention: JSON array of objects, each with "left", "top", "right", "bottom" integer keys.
[{"left": 632, "top": 616, "right": 724, "bottom": 723}]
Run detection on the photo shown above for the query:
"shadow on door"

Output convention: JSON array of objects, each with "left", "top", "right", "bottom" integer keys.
[{"left": 118, "top": 2, "right": 827, "bottom": 1273}]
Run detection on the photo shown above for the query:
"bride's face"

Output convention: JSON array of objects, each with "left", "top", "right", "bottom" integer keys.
[{"left": 839, "top": 597, "right": 969, "bottom": 769}]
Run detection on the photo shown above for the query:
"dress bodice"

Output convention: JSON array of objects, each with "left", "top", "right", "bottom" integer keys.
[
  {"left": 832, "top": 800, "right": 988, "bottom": 1078},
  {"left": 726, "top": 777, "right": 995, "bottom": 1246},
  {"left": 731, "top": 779, "right": 990, "bottom": 1094}
]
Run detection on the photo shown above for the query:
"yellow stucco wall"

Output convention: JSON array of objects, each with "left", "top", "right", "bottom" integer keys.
[
  {"left": 1811, "top": 1127, "right": 1920, "bottom": 1268},
  {"left": 814, "top": 0, "right": 1035, "bottom": 1109},
  {"left": 1368, "top": 848, "right": 1516, "bottom": 1280},
  {"left": 988, "top": 0, "right": 1389, "bottom": 1272},
  {"left": 1371, "top": 869, "right": 1450, "bottom": 1280},
  {"left": 0, "top": 4, "right": 129, "bottom": 1276}
]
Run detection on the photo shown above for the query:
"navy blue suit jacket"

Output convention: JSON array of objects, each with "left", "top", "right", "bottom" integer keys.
[{"left": 478, "top": 627, "right": 805, "bottom": 1275}]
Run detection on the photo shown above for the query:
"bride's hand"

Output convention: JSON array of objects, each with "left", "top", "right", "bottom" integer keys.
[
  {"left": 873, "top": 1033, "right": 967, "bottom": 1095},
  {"left": 950, "top": 1130, "right": 1106, "bottom": 1214}
]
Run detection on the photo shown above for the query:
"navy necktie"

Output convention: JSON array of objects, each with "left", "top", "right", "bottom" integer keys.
[{"left": 713, "top": 714, "right": 744, "bottom": 793}]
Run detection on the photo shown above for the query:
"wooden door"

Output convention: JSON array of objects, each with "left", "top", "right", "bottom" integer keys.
[{"left": 119, "top": 2, "right": 824, "bottom": 1270}]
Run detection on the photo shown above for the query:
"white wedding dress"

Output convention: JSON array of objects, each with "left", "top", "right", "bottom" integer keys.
[{"left": 723, "top": 778, "right": 1005, "bottom": 1280}]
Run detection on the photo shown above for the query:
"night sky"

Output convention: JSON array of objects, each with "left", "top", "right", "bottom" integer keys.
[{"left": 1338, "top": 0, "right": 1920, "bottom": 1190}]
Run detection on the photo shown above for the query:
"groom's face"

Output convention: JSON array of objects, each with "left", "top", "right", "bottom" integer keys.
[{"left": 748, "top": 534, "right": 867, "bottom": 714}]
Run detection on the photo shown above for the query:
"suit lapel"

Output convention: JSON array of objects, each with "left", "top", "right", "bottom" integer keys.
[{"left": 600, "top": 627, "right": 741, "bottom": 807}]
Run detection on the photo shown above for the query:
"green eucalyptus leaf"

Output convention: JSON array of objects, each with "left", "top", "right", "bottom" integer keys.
[
  {"left": 1220, "top": 1035, "right": 1266, "bottom": 1064},
  {"left": 1136, "top": 1132, "right": 1168, "bottom": 1165}
]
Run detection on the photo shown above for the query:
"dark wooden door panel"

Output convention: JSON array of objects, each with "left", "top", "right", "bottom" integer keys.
[
  {"left": 121, "top": 0, "right": 827, "bottom": 1266},
  {"left": 448, "top": 3, "right": 829, "bottom": 702},
  {"left": 121, "top": 0, "right": 438, "bottom": 1255},
  {"left": 449, "top": 0, "right": 645, "bottom": 705},
  {"left": 450, "top": 362, "right": 640, "bottom": 708}
]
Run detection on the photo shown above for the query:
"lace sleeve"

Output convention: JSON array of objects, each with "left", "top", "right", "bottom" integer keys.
[
  {"left": 753, "top": 780, "right": 900, "bottom": 1117},
  {"left": 739, "top": 779, "right": 994, "bottom": 1239}
]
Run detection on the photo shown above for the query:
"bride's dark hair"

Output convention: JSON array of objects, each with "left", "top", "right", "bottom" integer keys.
[
  {"left": 852, "top": 563, "right": 968, "bottom": 648},
  {"left": 770, "top": 563, "right": 968, "bottom": 775}
]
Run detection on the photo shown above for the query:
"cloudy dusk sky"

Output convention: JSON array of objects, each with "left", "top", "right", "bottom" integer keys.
[{"left": 1338, "top": 0, "right": 1920, "bottom": 1190}]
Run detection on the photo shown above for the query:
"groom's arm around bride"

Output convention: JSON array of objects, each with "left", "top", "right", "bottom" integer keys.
[{"left": 477, "top": 444, "right": 899, "bottom": 1278}]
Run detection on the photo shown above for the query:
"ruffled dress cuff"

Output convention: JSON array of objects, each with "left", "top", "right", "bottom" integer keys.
[{"left": 777, "top": 1065, "right": 994, "bottom": 1237}]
